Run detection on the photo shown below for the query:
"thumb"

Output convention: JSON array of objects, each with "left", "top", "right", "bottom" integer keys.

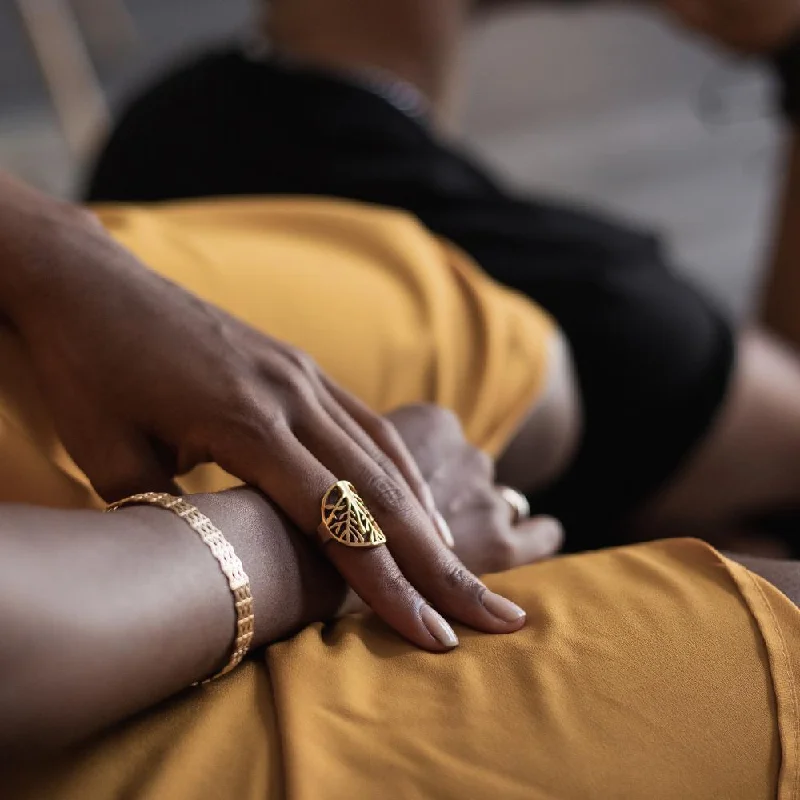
[
  {"left": 58, "top": 416, "right": 180, "bottom": 503},
  {"left": 510, "top": 516, "right": 564, "bottom": 566}
]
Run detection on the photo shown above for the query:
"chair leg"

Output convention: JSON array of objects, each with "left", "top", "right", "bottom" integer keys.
[{"left": 15, "top": 0, "right": 111, "bottom": 160}]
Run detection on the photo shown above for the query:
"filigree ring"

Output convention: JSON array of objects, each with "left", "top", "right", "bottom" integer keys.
[{"left": 317, "top": 481, "right": 388, "bottom": 548}]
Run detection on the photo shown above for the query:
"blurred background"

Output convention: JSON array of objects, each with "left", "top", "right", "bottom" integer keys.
[{"left": 0, "top": 0, "right": 783, "bottom": 316}]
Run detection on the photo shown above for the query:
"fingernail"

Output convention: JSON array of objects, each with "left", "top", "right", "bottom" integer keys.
[
  {"left": 420, "top": 605, "right": 459, "bottom": 648},
  {"left": 434, "top": 511, "right": 455, "bottom": 548},
  {"left": 481, "top": 591, "right": 526, "bottom": 623},
  {"left": 534, "top": 517, "right": 564, "bottom": 552}
]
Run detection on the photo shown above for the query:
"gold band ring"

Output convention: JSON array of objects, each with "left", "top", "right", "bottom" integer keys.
[
  {"left": 497, "top": 486, "right": 531, "bottom": 526},
  {"left": 317, "top": 480, "right": 388, "bottom": 548}
]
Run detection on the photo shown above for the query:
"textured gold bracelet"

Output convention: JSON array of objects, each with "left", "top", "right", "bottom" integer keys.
[{"left": 106, "top": 492, "right": 254, "bottom": 684}]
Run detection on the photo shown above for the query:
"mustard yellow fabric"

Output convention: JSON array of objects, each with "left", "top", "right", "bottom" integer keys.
[
  {"left": 97, "top": 197, "right": 553, "bottom": 461},
  {"left": 0, "top": 197, "right": 553, "bottom": 510},
  {"left": 11, "top": 540, "right": 800, "bottom": 800},
  {"left": 2, "top": 198, "right": 799, "bottom": 798}
]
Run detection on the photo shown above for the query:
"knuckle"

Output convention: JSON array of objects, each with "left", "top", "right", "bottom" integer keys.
[
  {"left": 367, "top": 439, "right": 406, "bottom": 481},
  {"left": 434, "top": 407, "right": 464, "bottom": 438},
  {"left": 223, "top": 375, "right": 263, "bottom": 420},
  {"left": 219, "top": 399, "right": 289, "bottom": 455},
  {"left": 284, "top": 348, "right": 318, "bottom": 378},
  {"left": 371, "top": 416, "right": 401, "bottom": 446},
  {"left": 252, "top": 410, "right": 290, "bottom": 442},
  {"left": 278, "top": 370, "right": 317, "bottom": 406},
  {"left": 465, "top": 447, "right": 494, "bottom": 480},
  {"left": 362, "top": 472, "right": 412, "bottom": 517},
  {"left": 382, "top": 559, "right": 419, "bottom": 600},
  {"left": 228, "top": 391, "right": 285, "bottom": 435},
  {"left": 442, "top": 561, "right": 484, "bottom": 599}
]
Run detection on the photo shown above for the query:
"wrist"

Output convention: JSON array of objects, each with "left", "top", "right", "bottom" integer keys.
[{"left": 190, "top": 490, "right": 347, "bottom": 650}]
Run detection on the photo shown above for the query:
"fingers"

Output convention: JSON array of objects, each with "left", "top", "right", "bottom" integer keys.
[
  {"left": 297, "top": 407, "right": 527, "bottom": 636},
  {"left": 494, "top": 486, "right": 563, "bottom": 568},
  {"left": 321, "top": 380, "right": 454, "bottom": 547},
  {"left": 508, "top": 516, "right": 564, "bottom": 567},
  {"left": 324, "top": 547, "right": 459, "bottom": 651},
  {"left": 211, "top": 420, "right": 460, "bottom": 651}
]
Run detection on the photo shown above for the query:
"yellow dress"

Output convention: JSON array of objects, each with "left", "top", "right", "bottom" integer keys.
[{"left": 5, "top": 198, "right": 800, "bottom": 799}]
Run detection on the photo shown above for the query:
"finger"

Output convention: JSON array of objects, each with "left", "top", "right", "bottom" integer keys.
[
  {"left": 507, "top": 516, "right": 564, "bottom": 567},
  {"left": 211, "top": 421, "right": 459, "bottom": 651},
  {"left": 296, "top": 407, "right": 527, "bottom": 634},
  {"left": 320, "top": 379, "right": 454, "bottom": 546}
]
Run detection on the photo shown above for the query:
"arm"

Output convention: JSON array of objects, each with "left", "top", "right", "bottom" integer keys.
[
  {"left": 0, "top": 169, "right": 527, "bottom": 655},
  {"left": 0, "top": 489, "right": 345, "bottom": 756},
  {"left": 0, "top": 405, "right": 562, "bottom": 757}
]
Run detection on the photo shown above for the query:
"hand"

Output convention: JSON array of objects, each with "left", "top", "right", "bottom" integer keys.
[
  {"left": 658, "top": 0, "right": 800, "bottom": 53},
  {"left": 388, "top": 405, "right": 563, "bottom": 575},
  {"left": 0, "top": 175, "right": 526, "bottom": 653}
]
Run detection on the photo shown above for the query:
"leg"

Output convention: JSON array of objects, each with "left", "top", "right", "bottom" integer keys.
[
  {"left": 11, "top": 540, "right": 799, "bottom": 798},
  {"left": 266, "top": 0, "right": 471, "bottom": 125},
  {"left": 636, "top": 329, "right": 800, "bottom": 533}
]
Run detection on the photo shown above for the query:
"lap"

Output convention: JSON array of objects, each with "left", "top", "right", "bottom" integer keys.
[
  {"left": 11, "top": 539, "right": 798, "bottom": 799},
  {"left": 0, "top": 196, "right": 554, "bottom": 507}
]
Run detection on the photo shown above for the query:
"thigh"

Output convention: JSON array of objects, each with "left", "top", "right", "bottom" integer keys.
[
  {"left": 11, "top": 540, "right": 797, "bottom": 799},
  {"left": 267, "top": 540, "right": 794, "bottom": 799},
  {"left": 638, "top": 328, "right": 800, "bottom": 535},
  {"left": 0, "top": 196, "right": 560, "bottom": 507}
]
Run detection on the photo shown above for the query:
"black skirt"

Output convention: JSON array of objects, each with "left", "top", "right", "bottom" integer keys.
[{"left": 86, "top": 47, "right": 735, "bottom": 551}]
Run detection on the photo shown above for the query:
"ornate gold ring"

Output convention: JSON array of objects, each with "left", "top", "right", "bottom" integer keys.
[{"left": 317, "top": 480, "right": 388, "bottom": 548}]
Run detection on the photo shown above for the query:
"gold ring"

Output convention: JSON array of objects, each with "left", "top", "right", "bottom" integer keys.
[
  {"left": 497, "top": 486, "right": 531, "bottom": 526},
  {"left": 317, "top": 481, "right": 388, "bottom": 548}
]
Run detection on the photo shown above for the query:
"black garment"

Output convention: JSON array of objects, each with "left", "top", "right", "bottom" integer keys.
[{"left": 86, "top": 48, "right": 735, "bottom": 550}]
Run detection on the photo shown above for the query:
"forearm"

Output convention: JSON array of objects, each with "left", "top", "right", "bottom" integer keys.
[
  {"left": 0, "top": 491, "right": 344, "bottom": 756},
  {"left": 760, "top": 130, "right": 800, "bottom": 347}
]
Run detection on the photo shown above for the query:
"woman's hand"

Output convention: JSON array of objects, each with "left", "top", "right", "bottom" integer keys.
[
  {"left": 388, "top": 405, "right": 563, "bottom": 575},
  {"left": 0, "top": 173, "right": 526, "bottom": 653},
  {"left": 658, "top": 0, "right": 800, "bottom": 53}
]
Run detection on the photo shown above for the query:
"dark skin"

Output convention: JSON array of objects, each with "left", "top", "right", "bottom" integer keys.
[
  {"left": 0, "top": 171, "right": 529, "bottom": 654},
  {"left": 0, "top": 405, "right": 563, "bottom": 757},
  {"left": 1, "top": 403, "right": 795, "bottom": 757},
  {"left": 6, "top": 0, "right": 800, "bottom": 745}
]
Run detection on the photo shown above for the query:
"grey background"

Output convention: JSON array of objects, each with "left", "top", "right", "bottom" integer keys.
[{"left": 0, "top": 2, "right": 785, "bottom": 316}]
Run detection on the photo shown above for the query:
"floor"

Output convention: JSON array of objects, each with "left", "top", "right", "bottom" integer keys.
[{"left": 0, "top": 2, "right": 785, "bottom": 317}]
